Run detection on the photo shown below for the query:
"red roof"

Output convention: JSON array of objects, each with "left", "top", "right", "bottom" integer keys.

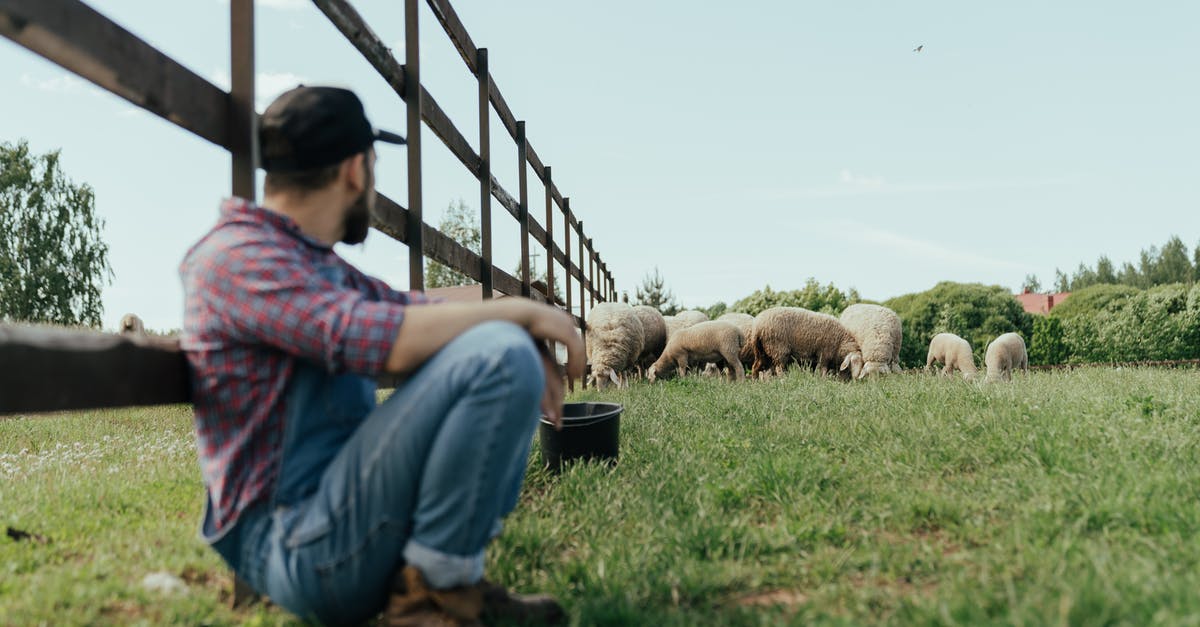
[{"left": 1015, "top": 290, "right": 1071, "bottom": 315}]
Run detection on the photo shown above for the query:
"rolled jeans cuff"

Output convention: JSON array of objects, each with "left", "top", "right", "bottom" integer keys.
[{"left": 402, "top": 539, "right": 485, "bottom": 589}]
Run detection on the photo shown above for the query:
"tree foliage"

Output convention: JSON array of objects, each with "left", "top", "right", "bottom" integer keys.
[
  {"left": 635, "top": 267, "right": 679, "bottom": 315},
  {"left": 0, "top": 140, "right": 111, "bottom": 327},
  {"left": 884, "top": 282, "right": 1033, "bottom": 368},
  {"left": 730, "top": 280, "right": 860, "bottom": 317},
  {"left": 1055, "top": 235, "right": 1200, "bottom": 291},
  {"left": 1053, "top": 283, "right": 1200, "bottom": 363},
  {"left": 425, "top": 199, "right": 480, "bottom": 289}
]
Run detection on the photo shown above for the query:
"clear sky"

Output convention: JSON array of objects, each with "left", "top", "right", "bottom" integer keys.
[{"left": 2, "top": 1, "right": 1198, "bottom": 331}]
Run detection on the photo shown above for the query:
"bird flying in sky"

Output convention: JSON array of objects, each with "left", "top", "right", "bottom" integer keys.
[{"left": 913, "top": 45, "right": 923, "bottom": 52}]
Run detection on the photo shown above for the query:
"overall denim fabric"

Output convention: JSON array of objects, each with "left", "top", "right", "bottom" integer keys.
[{"left": 218, "top": 320, "right": 545, "bottom": 626}]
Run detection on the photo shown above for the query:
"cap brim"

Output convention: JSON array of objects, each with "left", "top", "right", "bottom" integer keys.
[{"left": 374, "top": 129, "right": 407, "bottom": 145}]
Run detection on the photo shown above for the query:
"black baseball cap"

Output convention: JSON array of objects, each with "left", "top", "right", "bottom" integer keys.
[{"left": 259, "top": 85, "right": 406, "bottom": 172}]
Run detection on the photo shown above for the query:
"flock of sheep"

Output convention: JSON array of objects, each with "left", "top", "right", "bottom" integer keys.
[{"left": 583, "top": 303, "right": 1030, "bottom": 387}]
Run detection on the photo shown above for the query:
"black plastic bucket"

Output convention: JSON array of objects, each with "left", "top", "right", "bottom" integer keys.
[{"left": 539, "top": 401, "right": 622, "bottom": 472}]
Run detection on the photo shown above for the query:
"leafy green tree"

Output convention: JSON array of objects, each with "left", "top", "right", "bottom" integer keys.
[
  {"left": 513, "top": 253, "right": 564, "bottom": 303},
  {"left": 731, "top": 279, "right": 860, "bottom": 317},
  {"left": 1021, "top": 274, "right": 1042, "bottom": 293},
  {"left": 635, "top": 267, "right": 680, "bottom": 315},
  {"left": 1095, "top": 255, "right": 1117, "bottom": 285},
  {"left": 884, "top": 282, "right": 1033, "bottom": 368},
  {"left": 0, "top": 140, "right": 111, "bottom": 327},
  {"left": 1049, "top": 284, "right": 1140, "bottom": 320},
  {"left": 701, "top": 301, "right": 727, "bottom": 320},
  {"left": 425, "top": 199, "right": 480, "bottom": 288}
]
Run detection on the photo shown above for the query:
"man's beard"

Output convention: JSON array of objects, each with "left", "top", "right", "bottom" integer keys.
[
  {"left": 341, "top": 195, "right": 371, "bottom": 245},
  {"left": 341, "top": 160, "right": 374, "bottom": 245}
]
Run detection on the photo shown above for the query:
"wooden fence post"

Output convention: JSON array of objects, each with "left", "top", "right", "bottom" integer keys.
[
  {"left": 543, "top": 166, "right": 554, "bottom": 304},
  {"left": 230, "top": 0, "right": 255, "bottom": 203},
  {"left": 405, "top": 0, "right": 424, "bottom": 290},
  {"left": 476, "top": 47, "right": 492, "bottom": 299},
  {"left": 564, "top": 199, "right": 572, "bottom": 316},
  {"left": 516, "top": 121, "right": 530, "bottom": 298},
  {"left": 577, "top": 220, "right": 586, "bottom": 319}
]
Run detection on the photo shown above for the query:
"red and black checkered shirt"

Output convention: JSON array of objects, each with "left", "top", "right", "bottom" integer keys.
[{"left": 180, "top": 198, "right": 430, "bottom": 532}]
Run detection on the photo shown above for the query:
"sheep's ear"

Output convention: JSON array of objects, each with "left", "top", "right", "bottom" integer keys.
[{"left": 609, "top": 370, "right": 620, "bottom": 387}]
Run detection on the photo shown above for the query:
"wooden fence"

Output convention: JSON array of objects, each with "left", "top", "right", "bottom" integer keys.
[{"left": 0, "top": 0, "right": 616, "bottom": 413}]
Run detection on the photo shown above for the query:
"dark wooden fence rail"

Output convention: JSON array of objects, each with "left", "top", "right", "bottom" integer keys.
[{"left": 0, "top": 0, "right": 617, "bottom": 415}]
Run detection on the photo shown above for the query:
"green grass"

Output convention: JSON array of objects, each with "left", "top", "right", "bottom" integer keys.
[{"left": 4, "top": 368, "right": 1200, "bottom": 625}]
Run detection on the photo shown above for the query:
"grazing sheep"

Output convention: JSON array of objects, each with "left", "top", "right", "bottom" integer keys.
[
  {"left": 984, "top": 332, "right": 1028, "bottom": 382},
  {"left": 925, "top": 332, "right": 978, "bottom": 379},
  {"left": 647, "top": 320, "right": 744, "bottom": 382},
  {"left": 631, "top": 305, "right": 668, "bottom": 376},
  {"left": 750, "top": 307, "right": 863, "bottom": 380},
  {"left": 839, "top": 303, "right": 902, "bottom": 377},
  {"left": 119, "top": 313, "right": 145, "bottom": 335},
  {"left": 716, "top": 311, "right": 756, "bottom": 369},
  {"left": 665, "top": 309, "right": 709, "bottom": 339},
  {"left": 585, "top": 302, "right": 644, "bottom": 389}
]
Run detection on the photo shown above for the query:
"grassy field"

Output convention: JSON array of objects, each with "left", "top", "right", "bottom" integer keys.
[{"left": 3, "top": 367, "right": 1200, "bottom": 625}]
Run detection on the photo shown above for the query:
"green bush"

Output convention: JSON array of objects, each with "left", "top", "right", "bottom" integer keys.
[
  {"left": 1058, "top": 283, "right": 1200, "bottom": 362},
  {"left": 1048, "top": 284, "right": 1141, "bottom": 320},
  {"left": 885, "top": 282, "right": 1033, "bottom": 368},
  {"left": 1029, "top": 315, "right": 1068, "bottom": 365}
]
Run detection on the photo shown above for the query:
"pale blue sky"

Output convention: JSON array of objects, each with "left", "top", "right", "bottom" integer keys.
[{"left": 2, "top": 1, "right": 1198, "bottom": 331}]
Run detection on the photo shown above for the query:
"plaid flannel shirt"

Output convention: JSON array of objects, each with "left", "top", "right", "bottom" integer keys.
[{"left": 180, "top": 197, "right": 430, "bottom": 533}]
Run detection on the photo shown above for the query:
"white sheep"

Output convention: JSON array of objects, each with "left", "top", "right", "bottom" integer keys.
[
  {"left": 585, "top": 302, "right": 644, "bottom": 389},
  {"left": 647, "top": 320, "right": 744, "bottom": 382},
  {"left": 749, "top": 307, "right": 863, "bottom": 380},
  {"left": 631, "top": 305, "right": 668, "bottom": 377},
  {"left": 119, "top": 313, "right": 145, "bottom": 335},
  {"left": 925, "top": 332, "right": 978, "bottom": 379},
  {"left": 984, "top": 332, "right": 1028, "bottom": 382},
  {"left": 716, "top": 311, "right": 755, "bottom": 370},
  {"left": 839, "top": 303, "right": 902, "bottom": 377},
  {"left": 665, "top": 309, "right": 709, "bottom": 339}
]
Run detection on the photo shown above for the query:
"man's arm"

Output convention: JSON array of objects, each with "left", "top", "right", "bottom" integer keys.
[{"left": 385, "top": 298, "right": 583, "bottom": 378}]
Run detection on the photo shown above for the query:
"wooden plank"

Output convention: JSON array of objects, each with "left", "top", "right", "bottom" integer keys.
[
  {"left": 311, "top": 0, "right": 406, "bottom": 100},
  {"left": 424, "top": 0, "right": 477, "bottom": 74},
  {"left": 0, "top": 324, "right": 189, "bottom": 414},
  {"left": 564, "top": 198, "right": 572, "bottom": 316},
  {"left": 0, "top": 0, "right": 229, "bottom": 148},
  {"left": 421, "top": 85, "right": 481, "bottom": 176},
  {"left": 543, "top": 166, "right": 555, "bottom": 304},
  {"left": 489, "top": 80, "right": 519, "bottom": 140}
]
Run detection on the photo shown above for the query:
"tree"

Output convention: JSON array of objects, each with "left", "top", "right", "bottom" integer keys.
[
  {"left": 1053, "top": 269, "right": 1070, "bottom": 293},
  {"left": 635, "top": 267, "right": 679, "bottom": 315},
  {"left": 884, "top": 281, "right": 1033, "bottom": 368},
  {"left": 512, "top": 251, "right": 564, "bottom": 303},
  {"left": 1021, "top": 274, "right": 1042, "bottom": 293},
  {"left": 0, "top": 140, "right": 111, "bottom": 327},
  {"left": 731, "top": 279, "right": 860, "bottom": 317},
  {"left": 425, "top": 199, "right": 480, "bottom": 288}
]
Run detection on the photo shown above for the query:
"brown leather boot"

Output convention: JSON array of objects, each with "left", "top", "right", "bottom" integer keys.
[{"left": 383, "top": 566, "right": 566, "bottom": 627}]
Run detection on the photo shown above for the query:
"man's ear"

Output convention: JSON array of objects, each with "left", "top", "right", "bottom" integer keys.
[{"left": 343, "top": 152, "right": 367, "bottom": 193}]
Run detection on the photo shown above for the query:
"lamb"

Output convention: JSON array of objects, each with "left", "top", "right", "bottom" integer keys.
[
  {"left": 631, "top": 305, "right": 668, "bottom": 376},
  {"left": 925, "top": 332, "right": 978, "bottom": 379},
  {"left": 585, "top": 302, "right": 644, "bottom": 389},
  {"left": 647, "top": 320, "right": 744, "bottom": 382},
  {"left": 716, "top": 311, "right": 755, "bottom": 368},
  {"left": 119, "top": 313, "right": 145, "bottom": 335},
  {"left": 984, "top": 332, "right": 1028, "bottom": 382},
  {"left": 665, "top": 309, "right": 709, "bottom": 339},
  {"left": 838, "top": 303, "right": 902, "bottom": 377},
  {"left": 749, "top": 307, "right": 863, "bottom": 379}
]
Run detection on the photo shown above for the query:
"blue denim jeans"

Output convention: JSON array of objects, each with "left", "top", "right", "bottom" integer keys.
[{"left": 209, "top": 320, "right": 545, "bottom": 626}]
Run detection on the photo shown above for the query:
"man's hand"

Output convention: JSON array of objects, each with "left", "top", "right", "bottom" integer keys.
[{"left": 521, "top": 304, "right": 585, "bottom": 430}]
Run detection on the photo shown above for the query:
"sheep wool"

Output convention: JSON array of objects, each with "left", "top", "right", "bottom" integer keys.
[
  {"left": 631, "top": 305, "right": 668, "bottom": 374},
  {"left": 716, "top": 312, "right": 755, "bottom": 367},
  {"left": 585, "top": 302, "right": 645, "bottom": 388},
  {"left": 648, "top": 320, "right": 744, "bottom": 382},
  {"left": 839, "top": 303, "right": 902, "bottom": 377},
  {"left": 925, "top": 332, "right": 978, "bottom": 379},
  {"left": 750, "top": 307, "right": 863, "bottom": 380},
  {"left": 984, "top": 332, "right": 1028, "bottom": 382}
]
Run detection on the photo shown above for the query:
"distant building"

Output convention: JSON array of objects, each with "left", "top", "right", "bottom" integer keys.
[{"left": 1015, "top": 289, "right": 1071, "bottom": 315}]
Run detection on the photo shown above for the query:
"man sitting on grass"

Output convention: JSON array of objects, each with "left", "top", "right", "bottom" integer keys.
[{"left": 180, "top": 85, "right": 583, "bottom": 626}]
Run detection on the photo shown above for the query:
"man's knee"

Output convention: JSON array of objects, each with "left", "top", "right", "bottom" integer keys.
[{"left": 460, "top": 321, "right": 545, "bottom": 398}]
